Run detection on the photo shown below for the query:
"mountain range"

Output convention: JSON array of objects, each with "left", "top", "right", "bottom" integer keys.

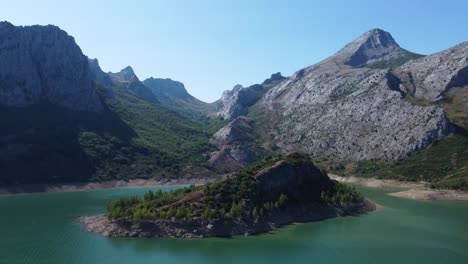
[{"left": 0, "top": 21, "right": 466, "bottom": 190}]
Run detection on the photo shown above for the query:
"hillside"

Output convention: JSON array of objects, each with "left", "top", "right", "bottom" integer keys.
[
  {"left": 143, "top": 77, "right": 216, "bottom": 119},
  {"left": 0, "top": 22, "right": 216, "bottom": 185}
]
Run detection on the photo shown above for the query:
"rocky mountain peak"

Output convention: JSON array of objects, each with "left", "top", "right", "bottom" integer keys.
[
  {"left": 262, "top": 72, "right": 286, "bottom": 86},
  {"left": 332, "top": 28, "right": 413, "bottom": 67},
  {"left": 111, "top": 66, "right": 138, "bottom": 82},
  {"left": 0, "top": 21, "right": 14, "bottom": 28}
]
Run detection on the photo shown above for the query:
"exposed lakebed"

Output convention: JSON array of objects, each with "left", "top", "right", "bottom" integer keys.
[{"left": 1, "top": 186, "right": 467, "bottom": 264}]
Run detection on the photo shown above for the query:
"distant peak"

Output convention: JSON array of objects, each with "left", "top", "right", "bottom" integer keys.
[
  {"left": 233, "top": 84, "right": 243, "bottom": 89},
  {"left": 0, "top": 21, "right": 14, "bottom": 28},
  {"left": 332, "top": 28, "right": 411, "bottom": 67},
  {"left": 115, "top": 66, "right": 138, "bottom": 82},
  {"left": 120, "top": 66, "right": 135, "bottom": 75},
  {"left": 262, "top": 72, "right": 286, "bottom": 85}
]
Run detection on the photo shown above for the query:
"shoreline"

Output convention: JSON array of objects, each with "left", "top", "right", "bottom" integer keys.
[
  {"left": 329, "top": 174, "right": 468, "bottom": 201},
  {"left": 80, "top": 199, "right": 376, "bottom": 238},
  {"left": 328, "top": 174, "right": 425, "bottom": 189},
  {"left": 0, "top": 178, "right": 215, "bottom": 196}
]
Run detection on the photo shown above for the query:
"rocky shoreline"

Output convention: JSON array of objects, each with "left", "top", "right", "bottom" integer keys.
[
  {"left": 0, "top": 178, "right": 214, "bottom": 195},
  {"left": 81, "top": 199, "right": 376, "bottom": 238}
]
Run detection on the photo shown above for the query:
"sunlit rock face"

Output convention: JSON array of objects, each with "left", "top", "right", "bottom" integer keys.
[{"left": 259, "top": 29, "right": 451, "bottom": 161}]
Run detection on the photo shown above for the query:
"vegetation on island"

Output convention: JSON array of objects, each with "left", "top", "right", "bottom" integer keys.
[{"left": 106, "top": 153, "right": 363, "bottom": 221}]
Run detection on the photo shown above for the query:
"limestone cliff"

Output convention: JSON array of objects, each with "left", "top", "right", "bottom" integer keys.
[
  {"left": 208, "top": 116, "right": 258, "bottom": 172},
  {"left": 0, "top": 21, "right": 102, "bottom": 112}
]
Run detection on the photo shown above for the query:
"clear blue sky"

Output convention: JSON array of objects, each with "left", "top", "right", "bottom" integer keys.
[{"left": 2, "top": 0, "right": 467, "bottom": 102}]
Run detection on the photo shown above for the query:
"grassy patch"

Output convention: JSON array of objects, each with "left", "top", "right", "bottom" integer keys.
[
  {"left": 346, "top": 135, "right": 468, "bottom": 190},
  {"left": 367, "top": 52, "right": 425, "bottom": 69}
]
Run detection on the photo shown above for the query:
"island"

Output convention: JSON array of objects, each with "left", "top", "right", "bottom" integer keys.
[{"left": 81, "top": 153, "right": 376, "bottom": 238}]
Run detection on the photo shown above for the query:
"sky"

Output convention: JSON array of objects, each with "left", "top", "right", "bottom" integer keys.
[{"left": 1, "top": 0, "right": 467, "bottom": 102}]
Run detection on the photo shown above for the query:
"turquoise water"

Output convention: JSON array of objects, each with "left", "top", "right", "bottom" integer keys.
[{"left": 0, "top": 186, "right": 467, "bottom": 264}]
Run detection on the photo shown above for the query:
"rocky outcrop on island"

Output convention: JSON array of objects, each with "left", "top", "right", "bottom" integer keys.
[
  {"left": 208, "top": 116, "right": 258, "bottom": 172},
  {"left": 215, "top": 73, "right": 286, "bottom": 120},
  {"left": 82, "top": 153, "right": 375, "bottom": 238},
  {"left": 0, "top": 21, "right": 102, "bottom": 112}
]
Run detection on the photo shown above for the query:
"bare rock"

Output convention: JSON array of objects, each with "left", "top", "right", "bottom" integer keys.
[
  {"left": 395, "top": 42, "right": 468, "bottom": 101},
  {"left": 209, "top": 117, "right": 258, "bottom": 172},
  {"left": 215, "top": 73, "right": 286, "bottom": 119}
]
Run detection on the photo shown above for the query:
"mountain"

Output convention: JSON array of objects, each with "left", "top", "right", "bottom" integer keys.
[
  {"left": 212, "top": 29, "right": 466, "bottom": 173},
  {"left": 143, "top": 77, "right": 216, "bottom": 119},
  {"left": 1, "top": 22, "right": 466, "bottom": 190},
  {"left": 211, "top": 29, "right": 467, "bottom": 190},
  {"left": 0, "top": 21, "right": 102, "bottom": 112},
  {"left": 248, "top": 29, "right": 449, "bottom": 162},
  {"left": 0, "top": 22, "right": 215, "bottom": 185}
]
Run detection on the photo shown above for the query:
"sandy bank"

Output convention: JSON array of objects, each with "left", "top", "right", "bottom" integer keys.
[
  {"left": 0, "top": 178, "right": 214, "bottom": 195},
  {"left": 388, "top": 189, "right": 468, "bottom": 201},
  {"left": 329, "top": 174, "right": 468, "bottom": 201},
  {"left": 328, "top": 174, "right": 425, "bottom": 188}
]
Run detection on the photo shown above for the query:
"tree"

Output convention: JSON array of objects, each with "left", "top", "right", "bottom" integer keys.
[
  {"left": 229, "top": 202, "right": 243, "bottom": 218},
  {"left": 252, "top": 207, "right": 258, "bottom": 218},
  {"left": 278, "top": 194, "right": 288, "bottom": 208},
  {"left": 175, "top": 207, "right": 187, "bottom": 219},
  {"left": 144, "top": 190, "right": 155, "bottom": 201}
]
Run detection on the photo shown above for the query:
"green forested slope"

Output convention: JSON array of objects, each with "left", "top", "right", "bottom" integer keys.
[{"left": 0, "top": 85, "right": 218, "bottom": 184}]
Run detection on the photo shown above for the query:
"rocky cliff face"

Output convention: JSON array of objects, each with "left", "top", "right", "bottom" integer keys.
[
  {"left": 0, "top": 21, "right": 102, "bottom": 112},
  {"left": 255, "top": 29, "right": 452, "bottom": 162},
  {"left": 255, "top": 159, "right": 329, "bottom": 202},
  {"left": 208, "top": 116, "right": 258, "bottom": 172},
  {"left": 215, "top": 73, "right": 286, "bottom": 119},
  {"left": 395, "top": 42, "right": 468, "bottom": 101}
]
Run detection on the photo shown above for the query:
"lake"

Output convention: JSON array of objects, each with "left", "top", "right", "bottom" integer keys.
[{"left": 0, "top": 186, "right": 467, "bottom": 264}]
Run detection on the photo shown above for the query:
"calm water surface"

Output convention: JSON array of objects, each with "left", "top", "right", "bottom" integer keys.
[{"left": 0, "top": 186, "right": 467, "bottom": 264}]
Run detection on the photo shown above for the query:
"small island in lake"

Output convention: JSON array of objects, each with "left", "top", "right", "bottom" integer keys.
[{"left": 81, "top": 153, "right": 376, "bottom": 238}]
